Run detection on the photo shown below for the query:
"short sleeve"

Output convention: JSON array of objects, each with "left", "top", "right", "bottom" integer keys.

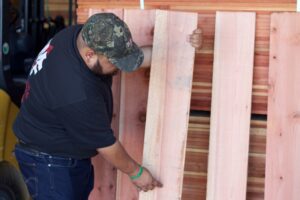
[{"left": 54, "top": 96, "right": 116, "bottom": 150}]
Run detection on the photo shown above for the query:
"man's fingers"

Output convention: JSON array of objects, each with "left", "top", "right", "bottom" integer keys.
[
  {"left": 190, "top": 41, "right": 202, "bottom": 47},
  {"left": 189, "top": 34, "right": 202, "bottom": 48},
  {"left": 189, "top": 34, "right": 201, "bottom": 42},
  {"left": 141, "top": 184, "right": 156, "bottom": 192},
  {"left": 190, "top": 32, "right": 202, "bottom": 37},
  {"left": 191, "top": 29, "right": 202, "bottom": 38},
  {"left": 193, "top": 28, "right": 202, "bottom": 34},
  {"left": 191, "top": 44, "right": 201, "bottom": 49},
  {"left": 192, "top": 29, "right": 203, "bottom": 38},
  {"left": 136, "top": 181, "right": 162, "bottom": 193},
  {"left": 147, "top": 184, "right": 155, "bottom": 191},
  {"left": 190, "top": 36, "right": 202, "bottom": 42},
  {"left": 189, "top": 39, "right": 201, "bottom": 44},
  {"left": 153, "top": 180, "right": 163, "bottom": 187},
  {"left": 187, "top": 28, "right": 203, "bottom": 44}
]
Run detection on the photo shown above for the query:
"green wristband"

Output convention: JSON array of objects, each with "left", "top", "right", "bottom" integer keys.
[{"left": 130, "top": 166, "right": 144, "bottom": 180}]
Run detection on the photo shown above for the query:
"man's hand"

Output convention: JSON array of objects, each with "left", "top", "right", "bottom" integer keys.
[
  {"left": 98, "top": 142, "right": 162, "bottom": 192},
  {"left": 140, "top": 28, "right": 203, "bottom": 68},
  {"left": 129, "top": 166, "right": 163, "bottom": 192},
  {"left": 188, "top": 28, "right": 203, "bottom": 50}
]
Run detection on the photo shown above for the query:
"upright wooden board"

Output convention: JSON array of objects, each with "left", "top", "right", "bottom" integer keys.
[
  {"left": 206, "top": 12, "right": 256, "bottom": 200},
  {"left": 88, "top": 9, "right": 123, "bottom": 200},
  {"left": 265, "top": 13, "right": 300, "bottom": 200},
  {"left": 88, "top": 73, "right": 121, "bottom": 200},
  {"left": 116, "top": 9, "right": 155, "bottom": 200},
  {"left": 139, "top": 10, "right": 197, "bottom": 200}
]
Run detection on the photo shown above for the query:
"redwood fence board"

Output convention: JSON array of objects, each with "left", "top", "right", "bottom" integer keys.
[
  {"left": 116, "top": 9, "right": 155, "bottom": 200},
  {"left": 265, "top": 13, "right": 300, "bottom": 200},
  {"left": 88, "top": 9, "right": 123, "bottom": 200},
  {"left": 139, "top": 10, "right": 197, "bottom": 200},
  {"left": 206, "top": 11, "right": 256, "bottom": 200}
]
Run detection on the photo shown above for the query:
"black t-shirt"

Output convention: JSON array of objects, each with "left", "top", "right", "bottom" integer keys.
[{"left": 13, "top": 25, "right": 116, "bottom": 159}]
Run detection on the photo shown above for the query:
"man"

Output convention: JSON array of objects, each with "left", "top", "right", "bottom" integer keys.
[{"left": 13, "top": 13, "right": 202, "bottom": 200}]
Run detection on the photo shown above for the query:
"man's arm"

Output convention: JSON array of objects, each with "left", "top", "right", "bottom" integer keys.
[
  {"left": 140, "top": 46, "right": 152, "bottom": 68},
  {"left": 97, "top": 140, "right": 163, "bottom": 192}
]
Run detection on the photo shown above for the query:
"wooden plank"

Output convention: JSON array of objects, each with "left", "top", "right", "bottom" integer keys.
[
  {"left": 139, "top": 10, "right": 197, "bottom": 200},
  {"left": 77, "top": 0, "right": 295, "bottom": 3},
  {"left": 116, "top": 9, "right": 155, "bottom": 200},
  {"left": 206, "top": 12, "right": 256, "bottom": 200},
  {"left": 88, "top": 73, "right": 121, "bottom": 200},
  {"left": 88, "top": 9, "right": 123, "bottom": 200},
  {"left": 265, "top": 13, "right": 300, "bottom": 200},
  {"left": 76, "top": 2, "right": 295, "bottom": 14},
  {"left": 116, "top": 69, "right": 149, "bottom": 200}
]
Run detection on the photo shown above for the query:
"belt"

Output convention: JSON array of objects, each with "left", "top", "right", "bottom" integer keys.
[
  {"left": 16, "top": 140, "right": 89, "bottom": 161},
  {"left": 17, "top": 140, "right": 50, "bottom": 156}
]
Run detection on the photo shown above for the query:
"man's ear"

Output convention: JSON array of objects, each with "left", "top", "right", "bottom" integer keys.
[{"left": 85, "top": 50, "right": 96, "bottom": 60}]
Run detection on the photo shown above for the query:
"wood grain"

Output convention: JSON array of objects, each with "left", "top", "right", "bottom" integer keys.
[
  {"left": 184, "top": 116, "right": 266, "bottom": 200},
  {"left": 116, "top": 9, "right": 155, "bottom": 200},
  {"left": 88, "top": 9, "right": 123, "bottom": 200},
  {"left": 139, "top": 10, "right": 197, "bottom": 200},
  {"left": 206, "top": 12, "right": 256, "bottom": 200},
  {"left": 265, "top": 13, "right": 300, "bottom": 200}
]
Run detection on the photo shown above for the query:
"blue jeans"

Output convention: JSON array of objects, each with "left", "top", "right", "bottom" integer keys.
[{"left": 14, "top": 144, "right": 94, "bottom": 200}]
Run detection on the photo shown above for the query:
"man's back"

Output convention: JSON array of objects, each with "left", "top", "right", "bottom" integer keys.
[{"left": 13, "top": 25, "right": 116, "bottom": 159}]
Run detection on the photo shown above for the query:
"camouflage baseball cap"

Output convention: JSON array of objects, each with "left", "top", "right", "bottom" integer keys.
[{"left": 81, "top": 13, "right": 144, "bottom": 72}]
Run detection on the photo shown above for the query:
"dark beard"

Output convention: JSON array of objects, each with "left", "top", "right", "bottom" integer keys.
[
  {"left": 91, "top": 61, "right": 119, "bottom": 76},
  {"left": 91, "top": 61, "right": 104, "bottom": 75}
]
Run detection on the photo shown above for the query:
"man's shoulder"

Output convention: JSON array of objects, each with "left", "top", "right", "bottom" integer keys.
[{"left": 53, "top": 25, "right": 83, "bottom": 39}]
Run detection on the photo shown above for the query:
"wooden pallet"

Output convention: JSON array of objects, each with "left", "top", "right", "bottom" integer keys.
[
  {"left": 76, "top": 1, "right": 299, "bottom": 200},
  {"left": 76, "top": 0, "right": 296, "bottom": 115}
]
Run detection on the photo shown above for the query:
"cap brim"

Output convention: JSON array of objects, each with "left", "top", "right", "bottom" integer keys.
[{"left": 109, "top": 43, "right": 144, "bottom": 72}]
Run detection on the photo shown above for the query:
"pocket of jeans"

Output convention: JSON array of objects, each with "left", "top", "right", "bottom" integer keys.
[
  {"left": 15, "top": 150, "right": 38, "bottom": 198},
  {"left": 45, "top": 156, "right": 77, "bottom": 168}
]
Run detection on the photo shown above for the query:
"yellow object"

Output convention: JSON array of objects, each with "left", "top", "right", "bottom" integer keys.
[
  {"left": 4, "top": 102, "right": 19, "bottom": 168},
  {"left": 0, "top": 89, "right": 19, "bottom": 168},
  {"left": 0, "top": 90, "right": 10, "bottom": 160}
]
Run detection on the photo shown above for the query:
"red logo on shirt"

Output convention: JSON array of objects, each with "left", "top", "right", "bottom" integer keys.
[
  {"left": 21, "top": 81, "right": 31, "bottom": 102},
  {"left": 29, "top": 41, "right": 54, "bottom": 76}
]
